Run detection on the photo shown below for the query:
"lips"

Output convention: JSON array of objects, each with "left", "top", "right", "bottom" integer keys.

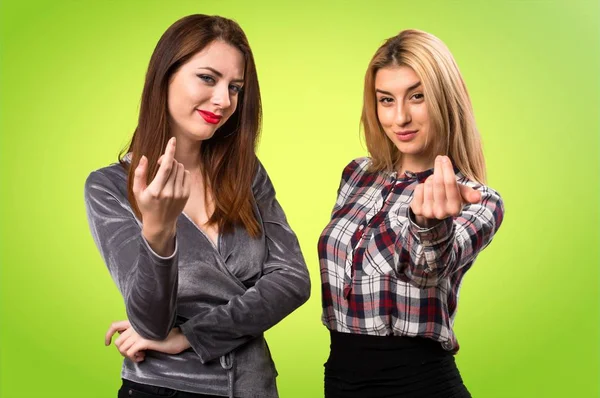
[
  {"left": 197, "top": 110, "right": 222, "bottom": 125},
  {"left": 395, "top": 130, "right": 417, "bottom": 142}
]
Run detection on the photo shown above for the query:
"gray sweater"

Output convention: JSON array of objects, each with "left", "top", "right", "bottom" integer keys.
[{"left": 84, "top": 159, "right": 311, "bottom": 398}]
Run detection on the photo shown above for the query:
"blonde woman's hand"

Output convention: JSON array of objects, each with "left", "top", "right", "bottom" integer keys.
[
  {"left": 410, "top": 156, "right": 481, "bottom": 228},
  {"left": 134, "top": 137, "right": 191, "bottom": 256}
]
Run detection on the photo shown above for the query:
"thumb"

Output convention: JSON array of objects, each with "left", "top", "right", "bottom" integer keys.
[
  {"left": 133, "top": 156, "right": 148, "bottom": 195},
  {"left": 458, "top": 184, "right": 482, "bottom": 204}
]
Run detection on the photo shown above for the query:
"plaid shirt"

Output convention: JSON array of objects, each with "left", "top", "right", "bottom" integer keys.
[{"left": 319, "top": 157, "right": 504, "bottom": 351}]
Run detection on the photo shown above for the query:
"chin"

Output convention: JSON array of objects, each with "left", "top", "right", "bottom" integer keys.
[
  {"left": 188, "top": 127, "right": 217, "bottom": 141},
  {"left": 394, "top": 142, "right": 424, "bottom": 155}
]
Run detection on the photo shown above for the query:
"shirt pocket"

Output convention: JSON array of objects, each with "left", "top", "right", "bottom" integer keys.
[
  {"left": 357, "top": 201, "right": 411, "bottom": 277},
  {"left": 357, "top": 229, "right": 396, "bottom": 276}
]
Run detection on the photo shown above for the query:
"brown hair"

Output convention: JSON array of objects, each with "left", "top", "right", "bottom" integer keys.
[
  {"left": 119, "top": 14, "right": 262, "bottom": 236},
  {"left": 361, "top": 29, "right": 486, "bottom": 184}
]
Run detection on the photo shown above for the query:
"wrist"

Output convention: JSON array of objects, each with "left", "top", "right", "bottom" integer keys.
[
  {"left": 142, "top": 224, "right": 176, "bottom": 257},
  {"left": 414, "top": 215, "right": 433, "bottom": 228},
  {"left": 172, "top": 328, "right": 191, "bottom": 353}
]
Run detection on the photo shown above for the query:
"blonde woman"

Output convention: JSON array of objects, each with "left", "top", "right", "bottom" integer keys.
[{"left": 318, "top": 30, "right": 504, "bottom": 397}]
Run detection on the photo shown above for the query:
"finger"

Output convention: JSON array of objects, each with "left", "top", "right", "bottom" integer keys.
[
  {"left": 174, "top": 163, "right": 185, "bottom": 198},
  {"left": 132, "top": 156, "right": 148, "bottom": 196},
  {"left": 114, "top": 327, "right": 133, "bottom": 348},
  {"left": 127, "top": 340, "right": 148, "bottom": 361},
  {"left": 433, "top": 156, "right": 446, "bottom": 219},
  {"left": 119, "top": 335, "right": 137, "bottom": 356},
  {"left": 442, "top": 156, "right": 460, "bottom": 204},
  {"left": 105, "top": 320, "right": 131, "bottom": 346},
  {"left": 162, "top": 159, "right": 179, "bottom": 197},
  {"left": 422, "top": 176, "right": 434, "bottom": 218},
  {"left": 133, "top": 352, "right": 146, "bottom": 363},
  {"left": 459, "top": 184, "right": 482, "bottom": 204},
  {"left": 148, "top": 138, "right": 176, "bottom": 192}
]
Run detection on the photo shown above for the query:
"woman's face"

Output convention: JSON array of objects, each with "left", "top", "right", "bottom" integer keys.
[
  {"left": 375, "top": 65, "right": 434, "bottom": 169},
  {"left": 167, "top": 40, "right": 245, "bottom": 142}
]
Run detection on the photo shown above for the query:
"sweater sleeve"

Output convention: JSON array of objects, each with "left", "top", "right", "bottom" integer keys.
[
  {"left": 84, "top": 169, "right": 179, "bottom": 340},
  {"left": 180, "top": 160, "right": 311, "bottom": 363},
  {"left": 394, "top": 183, "right": 505, "bottom": 288}
]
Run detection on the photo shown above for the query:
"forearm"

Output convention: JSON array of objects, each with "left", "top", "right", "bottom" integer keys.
[
  {"left": 180, "top": 263, "right": 310, "bottom": 362},
  {"left": 85, "top": 171, "right": 180, "bottom": 340},
  {"left": 142, "top": 223, "right": 176, "bottom": 257},
  {"left": 396, "top": 188, "right": 504, "bottom": 288},
  {"left": 124, "top": 235, "right": 179, "bottom": 340}
]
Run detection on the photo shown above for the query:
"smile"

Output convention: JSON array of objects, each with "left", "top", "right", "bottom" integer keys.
[
  {"left": 197, "top": 110, "right": 222, "bottom": 125},
  {"left": 395, "top": 130, "right": 417, "bottom": 142}
]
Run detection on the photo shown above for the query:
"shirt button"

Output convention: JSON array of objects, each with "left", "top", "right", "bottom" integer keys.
[{"left": 358, "top": 225, "right": 364, "bottom": 231}]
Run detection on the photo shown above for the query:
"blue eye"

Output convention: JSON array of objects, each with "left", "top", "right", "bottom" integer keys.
[
  {"left": 229, "top": 85, "right": 243, "bottom": 94},
  {"left": 197, "top": 74, "right": 215, "bottom": 84}
]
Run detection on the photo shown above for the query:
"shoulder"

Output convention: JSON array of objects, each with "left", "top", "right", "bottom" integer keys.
[
  {"left": 456, "top": 174, "right": 505, "bottom": 215},
  {"left": 84, "top": 162, "right": 129, "bottom": 202},
  {"left": 337, "top": 157, "right": 382, "bottom": 190},
  {"left": 341, "top": 157, "right": 371, "bottom": 176},
  {"left": 338, "top": 157, "right": 372, "bottom": 183},
  {"left": 251, "top": 157, "right": 274, "bottom": 201}
]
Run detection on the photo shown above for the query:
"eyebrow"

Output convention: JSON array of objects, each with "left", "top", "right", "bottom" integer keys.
[
  {"left": 376, "top": 81, "right": 422, "bottom": 95},
  {"left": 198, "top": 67, "right": 244, "bottom": 83}
]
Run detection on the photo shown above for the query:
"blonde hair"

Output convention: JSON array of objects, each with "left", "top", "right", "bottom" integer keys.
[{"left": 361, "top": 29, "right": 486, "bottom": 184}]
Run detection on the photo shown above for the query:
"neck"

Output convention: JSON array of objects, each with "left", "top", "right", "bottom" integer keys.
[
  {"left": 173, "top": 133, "right": 203, "bottom": 173},
  {"left": 396, "top": 154, "right": 435, "bottom": 176}
]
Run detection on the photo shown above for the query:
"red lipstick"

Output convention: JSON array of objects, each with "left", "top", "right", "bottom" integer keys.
[{"left": 197, "top": 110, "right": 222, "bottom": 125}]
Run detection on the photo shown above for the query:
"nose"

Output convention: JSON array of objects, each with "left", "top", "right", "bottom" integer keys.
[
  {"left": 394, "top": 102, "right": 411, "bottom": 127},
  {"left": 211, "top": 84, "right": 231, "bottom": 109}
]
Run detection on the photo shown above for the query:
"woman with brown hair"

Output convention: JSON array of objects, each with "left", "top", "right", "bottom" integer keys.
[
  {"left": 319, "top": 30, "right": 505, "bottom": 397},
  {"left": 84, "top": 15, "right": 310, "bottom": 398}
]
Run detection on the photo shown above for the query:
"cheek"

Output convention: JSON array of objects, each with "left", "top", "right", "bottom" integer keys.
[
  {"left": 377, "top": 106, "right": 392, "bottom": 127},
  {"left": 167, "top": 83, "right": 187, "bottom": 116},
  {"left": 414, "top": 105, "right": 429, "bottom": 126},
  {"left": 225, "top": 95, "right": 240, "bottom": 117},
  {"left": 166, "top": 94, "right": 178, "bottom": 121}
]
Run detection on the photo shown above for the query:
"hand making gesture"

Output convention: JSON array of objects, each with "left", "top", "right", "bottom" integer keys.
[
  {"left": 134, "top": 137, "right": 191, "bottom": 255},
  {"left": 410, "top": 156, "right": 482, "bottom": 228}
]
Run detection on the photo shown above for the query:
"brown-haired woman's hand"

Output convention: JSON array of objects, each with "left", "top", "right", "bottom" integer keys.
[
  {"left": 134, "top": 137, "right": 191, "bottom": 256},
  {"left": 410, "top": 156, "right": 481, "bottom": 228},
  {"left": 105, "top": 320, "right": 191, "bottom": 363}
]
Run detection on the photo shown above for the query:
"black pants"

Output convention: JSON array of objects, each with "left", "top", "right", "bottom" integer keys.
[
  {"left": 118, "top": 379, "right": 224, "bottom": 398},
  {"left": 324, "top": 331, "right": 471, "bottom": 398}
]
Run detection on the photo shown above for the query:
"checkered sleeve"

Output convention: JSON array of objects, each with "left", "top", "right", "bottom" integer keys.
[{"left": 395, "top": 182, "right": 505, "bottom": 288}]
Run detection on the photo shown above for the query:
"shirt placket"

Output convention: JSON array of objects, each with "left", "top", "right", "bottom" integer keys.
[{"left": 343, "top": 173, "right": 398, "bottom": 299}]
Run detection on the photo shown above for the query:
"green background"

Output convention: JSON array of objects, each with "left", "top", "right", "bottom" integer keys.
[{"left": 1, "top": 1, "right": 598, "bottom": 397}]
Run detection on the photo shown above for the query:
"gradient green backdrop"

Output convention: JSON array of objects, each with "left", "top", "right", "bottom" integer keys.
[{"left": 1, "top": 1, "right": 598, "bottom": 397}]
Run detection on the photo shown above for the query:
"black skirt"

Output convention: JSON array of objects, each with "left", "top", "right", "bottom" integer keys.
[{"left": 324, "top": 331, "right": 471, "bottom": 398}]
